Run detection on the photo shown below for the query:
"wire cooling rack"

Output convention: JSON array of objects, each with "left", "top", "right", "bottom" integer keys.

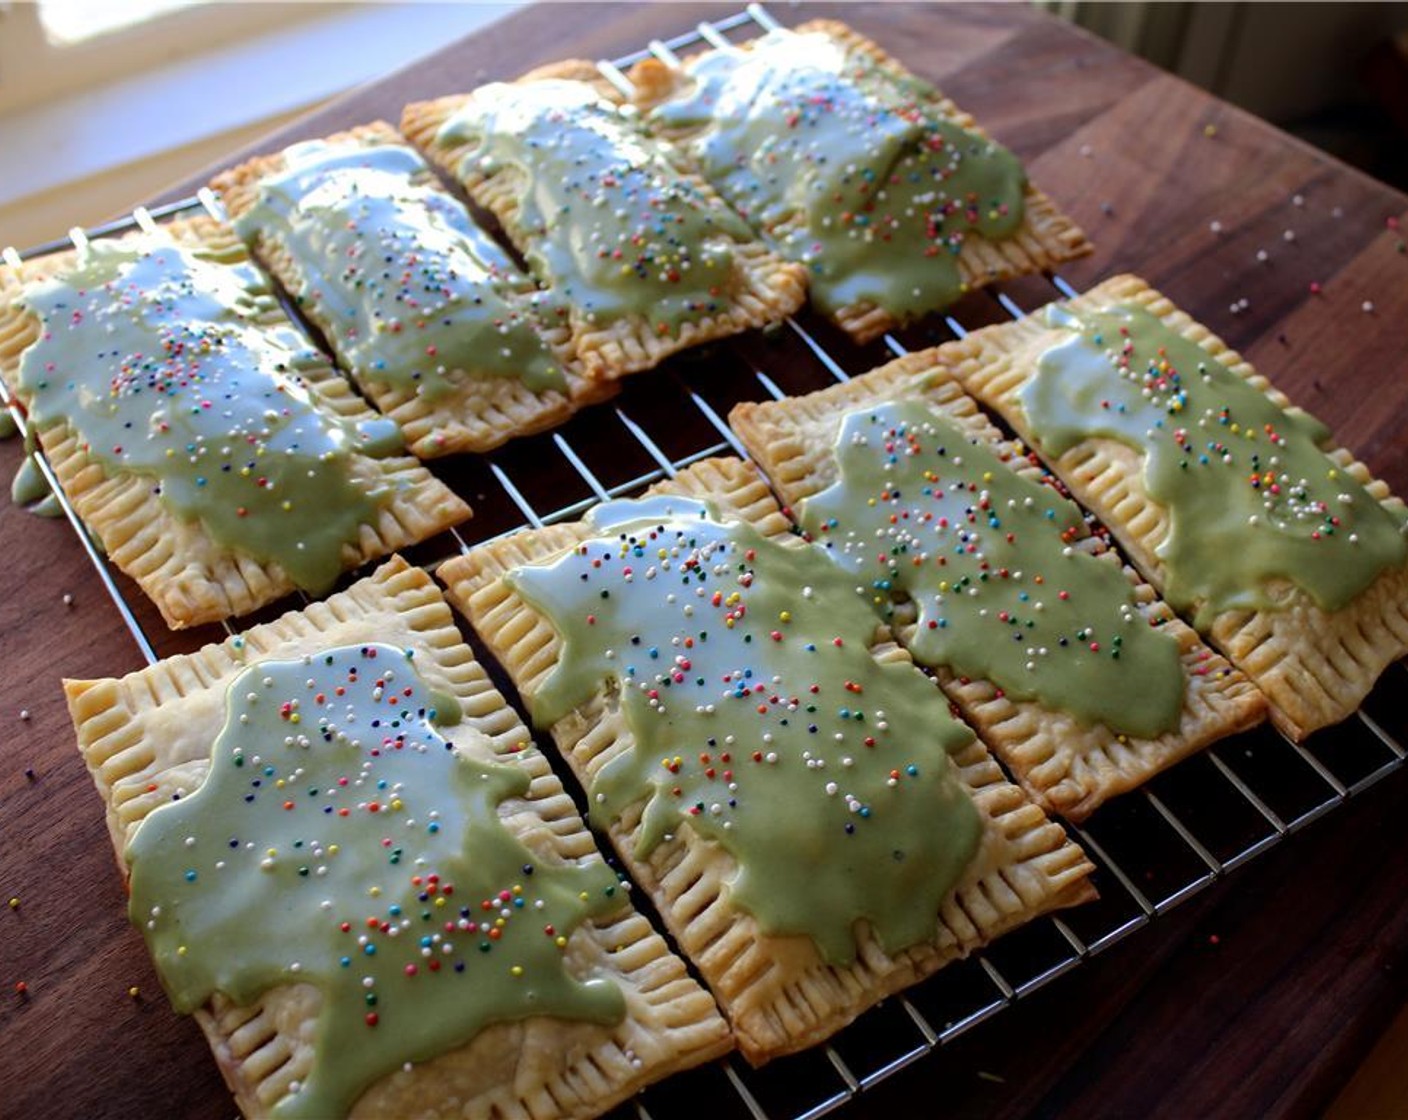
[{"left": 4, "top": 6, "right": 1406, "bottom": 1119}]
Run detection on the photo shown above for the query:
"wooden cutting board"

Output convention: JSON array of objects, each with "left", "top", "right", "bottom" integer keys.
[{"left": 2, "top": 5, "right": 1405, "bottom": 1118}]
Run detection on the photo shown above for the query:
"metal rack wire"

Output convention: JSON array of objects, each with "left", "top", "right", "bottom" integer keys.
[{"left": 3, "top": 6, "right": 1404, "bottom": 1119}]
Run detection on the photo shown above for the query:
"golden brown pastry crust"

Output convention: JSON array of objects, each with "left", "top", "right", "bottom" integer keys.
[
  {"left": 730, "top": 351, "right": 1266, "bottom": 821},
  {"left": 65, "top": 556, "right": 732, "bottom": 1119},
  {"left": 400, "top": 62, "right": 807, "bottom": 382},
  {"left": 628, "top": 19, "right": 1091, "bottom": 344},
  {"left": 947, "top": 273, "right": 1408, "bottom": 741},
  {"left": 212, "top": 122, "right": 617, "bottom": 458},
  {"left": 0, "top": 215, "right": 469, "bottom": 629},
  {"left": 438, "top": 459, "right": 1096, "bottom": 1064}
]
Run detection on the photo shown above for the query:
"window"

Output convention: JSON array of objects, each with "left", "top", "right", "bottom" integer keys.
[{"left": 37, "top": 0, "right": 208, "bottom": 45}]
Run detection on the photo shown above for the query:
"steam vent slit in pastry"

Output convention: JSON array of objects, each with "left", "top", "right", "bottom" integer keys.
[
  {"left": 0, "top": 217, "right": 468, "bottom": 629},
  {"left": 439, "top": 459, "right": 1096, "bottom": 1064},
  {"left": 627, "top": 19, "right": 1091, "bottom": 344},
  {"left": 400, "top": 65, "right": 806, "bottom": 381},
  {"left": 65, "top": 557, "right": 732, "bottom": 1119},
  {"left": 730, "top": 357, "right": 1266, "bottom": 821},
  {"left": 949, "top": 274, "right": 1408, "bottom": 741},
  {"left": 213, "top": 123, "right": 616, "bottom": 457}
]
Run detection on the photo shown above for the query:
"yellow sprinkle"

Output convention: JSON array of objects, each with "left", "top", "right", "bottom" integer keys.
[
  {"left": 281, "top": 501, "right": 292, "bottom": 512},
  {"left": 1328, "top": 469, "right": 1339, "bottom": 479},
  {"left": 494, "top": 917, "right": 505, "bottom": 928},
  {"left": 1203, "top": 123, "right": 1218, "bottom": 137},
  {"left": 579, "top": 891, "right": 590, "bottom": 901},
  {"left": 391, "top": 799, "right": 402, "bottom": 810},
  {"left": 867, "top": 497, "right": 876, "bottom": 506},
  {"left": 328, "top": 845, "right": 339, "bottom": 855},
  {"left": 177, "top": 946, "right": 187, "bottom": 956},
  {"left": 779, "top": 611, "right": 791, "bottom": 623},
  {"left": 128, "top": 986, "right": 140, "bottom": 999},
  {"left": 983, "top": 471, "right": 994, "bottom": 482},
  {"left": 266, "top": 848, "right": 278, "bottom": 857},
  {"left": 7, "top": 897, "right": 18, "bottom": 910},
  {"left": 275, "top": 778, "right": 286, "bottom": 789},
  {"left": 510, "top": 965, "right": 524, "bottom": 978},
  {"left": 369, "top": 886, "right": 381, "bottom": 897},
  {"left": 435, "top": 897, "right": 446, "bottom": 908},
  {"left": 725, "top": 618, "right": 735, "bottom": 629},
  {"left": 512, "top": 884, "right": 523, "bottom": 896},
  {"left": 555, "top": 935, "right": 568, "bottom": 949}
]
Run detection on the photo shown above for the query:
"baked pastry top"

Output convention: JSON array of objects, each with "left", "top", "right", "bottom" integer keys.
[
  {"left": 731, "top": 353, "right": 1265, "bottom": 820},
  {"left": 213, "top": 123, "right": 615, "bottom": 457},
  {"left": 66, "top": 556, "right": 731, "bottom": 1119},
  {"left": 948, "top": 274, "right": 1408, "bottom": 740},
  {"left": 439, "top": 458, "right": 1095, "bottom": 1064},
  {"left": 628, "top": 20, "right": 1090, "bottom": 343},
  {"left": 401, "top": 64, "right": 806, "bottom": 381},
  {"left": 0, "top": 217, "right": 468, "bottom": 628}
]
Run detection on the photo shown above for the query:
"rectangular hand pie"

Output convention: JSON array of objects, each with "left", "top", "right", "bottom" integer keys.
[
  {"left": 438, "top": 457, "right": 1096, "bottom": 1064},
  {"left": 948, "top": 274, "right": 1408, "bottom": 740},
  {"left": 401, "top": 64, "right": 807, "bottom": 381},
  {"left": 0, "top": 216, "right": 468, "bottom": 629},
  {"left": 66, "top": 555, "right": 731, "bottom": 1119},
  {"left": 212, "top": 122, "right": 616, "bottom": 457},
  {"left": 731, "top": 351, "right": 1266, "bottom": 821},
  {"left": 626, "top": 19, "right": 1091, "bottom": 343}
]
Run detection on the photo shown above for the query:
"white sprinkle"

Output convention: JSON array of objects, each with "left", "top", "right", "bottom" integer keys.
[
  {"left": 1362, "top": 300, "right": 1375, "bottom": 314},
  {"left": 18, "top": 710, "right": 29, "bottom": 721},
  {"left": 1209, "top": 220, "right": 1223, "bottom": 234},
  {"left": 1283, "top": 229, "right": 1296, "bottom": 242}
]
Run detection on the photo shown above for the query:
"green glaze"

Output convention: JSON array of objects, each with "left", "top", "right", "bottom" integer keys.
[
  {"left": 235, "top": 140, "right": 564, "bottom": 397},
  {"left": 650, "top": 28, "right": 1027, "bottom": 318},
  {"left": 16, "top": 238, "right": 406, "bottom": 594},
  {"left": 1023, "top": 304, "right": 1408, "bottom": 626},
  {"left": 800, "top": 402, "right": 1185, "bottom": 739},
  {"left": 437, "top": 79, "right": 755, "bottom": 334},
  {"left": 127, "top": 643, "right": 624, "bottom": 1120},
  {"left": 11, "top": 454, "right": 63, "bottom": 517},
  {"left": 508, "top": 498, "right": 981, "bottom": 966}
]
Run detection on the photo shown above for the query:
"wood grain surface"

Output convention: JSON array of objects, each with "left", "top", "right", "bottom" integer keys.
[{"left": 2, "top": 4, "right": 1406, "bottom": 1119}]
